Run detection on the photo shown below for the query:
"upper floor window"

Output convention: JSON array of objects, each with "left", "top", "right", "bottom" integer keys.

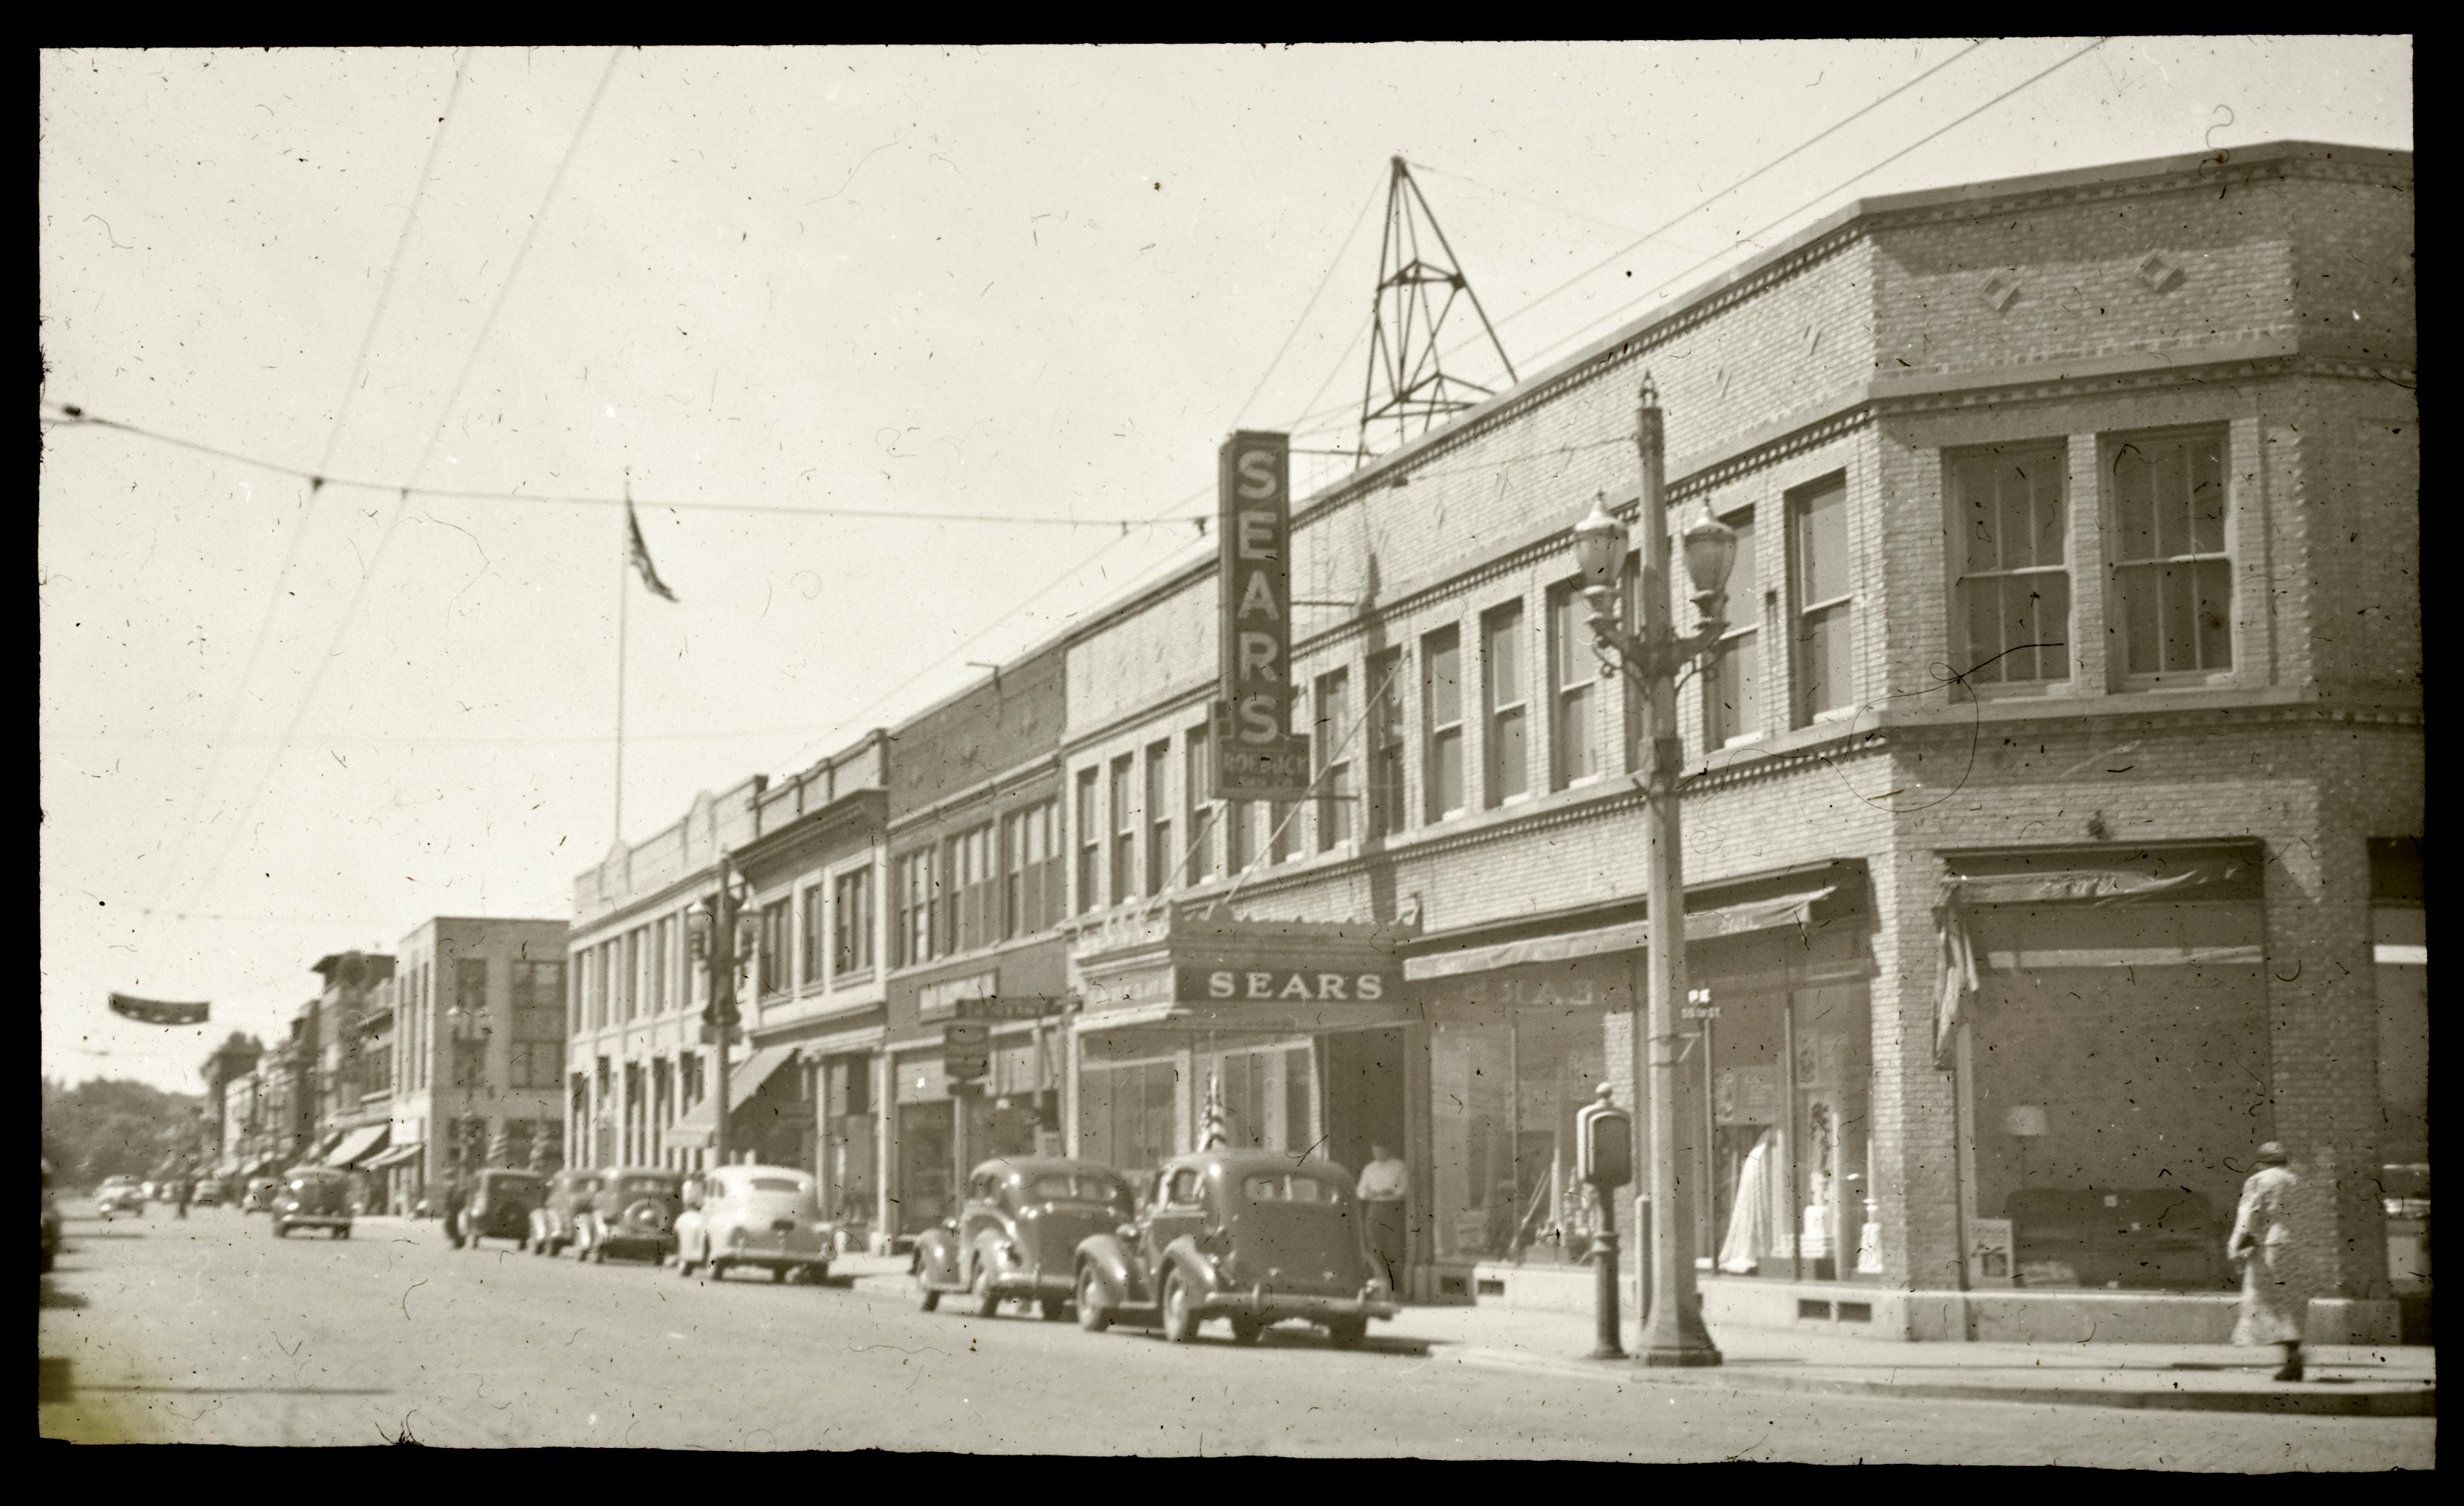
[
  {"left": 649, "top": 921, "right": 670, "bottom": 1013},
  {"left": 1703, "top": 508, "right": 1763, "bottom": 744},
  {"left": 1075, "top": 767, "right": 1101, "bottom": 915},
  {"left": 833, "top": 867, "right": 874, "bottom": 976},
  {"left": 1316, "top": 667, "right": 1354, "bottom": 849},
  {"left": 1790, "top": 475, "right": 1855, "bottom": 724},
  {"left": 1483, "top": 601, "right": 1529, "bottom": 806},
  {"left": 1109, "top": 755, "right": 1136, "bottom": 906},
  {"left": 1225, "top": 795, "right": 1253, "bottom": 876},
  {"left": 758, "top": 900, "right": 791, "bottom": 997},
  {"left": 456, "top": 957, "right": 490, "bottom": 1027},
  {"left": 1951, "top": 446, "right": 2069, "bottom": 688},
  {"left": 1423, "top": 626, "right": 1465, "bottom": 822},
  {"left": 1184, "top": 727, "right": 1216, "bottom": 884},
  {"left": 511, "top": 961, "right": 563, "bottom": 1041},
  {"left": 1145, "top": 741, "right": 1174, "bottom": 897},
  {"left": 800, "top": 886, "right": 827, "bottom": 986},
  {"left": 2110, "top": 430, "right": 2231, "bottom": 681},
  {"left": 895, "top": 849, "right": 936, "bottom": 966},
  {"left": 947, "top": 823, "right": 997, "bottom": 953},
  {"left": 1365, "top": 647, "right": 1407, "bottom": 840},
  {"left": 1547, "top": 582, "right": 1599, "bottom": 788}
]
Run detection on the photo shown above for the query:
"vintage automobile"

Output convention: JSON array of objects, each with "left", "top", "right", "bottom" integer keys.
[
  {"left": 673, "top": 1165, "right": 834, "bottom": 1284},
  {"left": 241, "top": 1177, "right": 282, "bottom": 1215},
  {"left": 575, "top": 1167, "right": 683, "bottom": 1264},
  {"left": 192, "top": 1179, "right": 224, "bottom": 1208},
  {"left": 95, "top": 1176, "right": 147, "bottom": 1218},
  {"left": 453, "top": 1169, "right": 547, "bottom": 1251},
  {"left": 271, "top": 1166, "right": 353, "bottom": 1239},
  {"left": 42, "top": 1161, "right": 63, "bottom": 1275},
  {"left": 914, "top": 1157, "right": 1133, "bottom": 1321},
  {"left": 1073, "top": 1151, "right": 1397, "bottom": 1348},
  {"left": 529, "top": 1168, "right": 605, "bottom": 1258}
]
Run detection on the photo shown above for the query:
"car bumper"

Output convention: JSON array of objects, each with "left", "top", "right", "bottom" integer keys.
[
  {"left": 1197, "top": 1289, "right": 1398, "bottom": 1322},
  {"left": 599, "top": 1233, "right": 675, "bottom": 1257},
  {"left": 281, "top": 1214, "right": 352, "bottom": 1229},
  {"left": 722, "top": 1239, "right": 831, "bottom": 1265},
  {"left": 987, "top": 1267, "right": 1075, "bottom": 1300}
]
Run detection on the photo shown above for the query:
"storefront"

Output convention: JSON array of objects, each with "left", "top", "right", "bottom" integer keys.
[
  {"left": 886, "top": 941, "right": 1071, "bottom": 1239},
  {"left": 1406, "top": 864, "right": 1869, "bottom": 1305},
  {"left": 1068, "top": 906, "right": 1413, "bottom": 1261}
]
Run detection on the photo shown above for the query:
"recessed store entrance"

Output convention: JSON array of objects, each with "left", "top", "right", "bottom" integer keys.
[{"left": 1324, "top": 1026, "right": 1407, "bottom": 1175}]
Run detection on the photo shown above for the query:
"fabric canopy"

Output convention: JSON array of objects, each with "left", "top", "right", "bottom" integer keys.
[
  {"left": 330, "top": 1123, "right": 391, "bottom": 1169},
  {"left": 1941, "top": 854, "right": 2253, "bottom": 908},
  {"left": 307, "top": 1130, "right": 347, "bottom": 1163},
  {"left": 1404, "top": 888, "right": 1837, "bottom": 981},
  {"left": 364, "top": 1141, "right": 423, "bottom": 1172},
  {"left": 663, "top": 1045, "right": 800, "bottom": 1152}
]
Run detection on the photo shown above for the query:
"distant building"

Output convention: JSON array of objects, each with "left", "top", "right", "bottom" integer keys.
[{"left": 199, "top": 1032, "right": 264, "bottom": 1177}]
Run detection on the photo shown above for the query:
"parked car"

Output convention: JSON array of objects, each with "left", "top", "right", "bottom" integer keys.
[
  {"left": 95, "top": 1176, "right": 147, "bottom": 1218},
  {"left": 241, "top": 1177, "right": 281, "bottom": 1215},
  {"left": 575, "top": 1167, "right": 682, "bottom": 1265},
  {"left": 42, "top": 1161, "right": 63, "bottom": 1274},
  {"left": 914, "top": 1157, "right": 1133, "bottom": 1320},
  {"left": 271, "top": 1166, "right": 352, "bottom": 1239},
  {"left": 673, "top": 1165, "right": 834, "bottom": 1284},
  {"left": 453, "top": 1169, "right": 547, "bottom": 1251},
  {"left": 192, "top": 1179, "right": 224, "bottom": 1208},
  {"left": 1072, "top": 1151, "right": 1397, "bottom": 1349},
  {"left": 530, "top": 1169, "right": 605, "bottom": 1258}
]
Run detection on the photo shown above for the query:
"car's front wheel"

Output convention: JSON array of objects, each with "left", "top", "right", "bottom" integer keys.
[
  {"left": 675, "top": 1245, "right": 697, "bottom": 1279},
  {"left": 1160, "top": 1271, "right": 1200, "bottom": 1344},
  {"left": 971, "top": 1261, "right": 1001, "bottom": 1318},
  {"left": 917, "top": 1277, "right": 941, "bottom": 1312},
  {"left": 273, "top": 1221, "right": 288, "bottom": 1239},
  {"left": 709, "top": 1258, "right": 730, "bottom": 1282},
  {"left": 1076, "top": 1266, "right": 1112, "bottom": 1333}
]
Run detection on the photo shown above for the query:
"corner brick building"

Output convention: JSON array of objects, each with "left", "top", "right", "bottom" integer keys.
[{"left": 1052, "top": 141, "right": 2418, "bottom": 1342}]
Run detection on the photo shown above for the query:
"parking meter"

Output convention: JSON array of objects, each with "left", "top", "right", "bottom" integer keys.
[{"left": 1576, "top": 1085, "right": 1632, "bottom": 1190}]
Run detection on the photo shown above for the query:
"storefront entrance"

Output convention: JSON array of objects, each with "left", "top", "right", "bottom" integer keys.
[
  {"left": 897, "top": 1099, "right": 954, "bottom": 1234},
  {"left": 1325, "top": 1026, "right": 1407, "bottom": 1176}
]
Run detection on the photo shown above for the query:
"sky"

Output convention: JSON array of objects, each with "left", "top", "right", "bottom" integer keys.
[{"left": 38, "top": 39, "right": 2414, "bottom": 1093}]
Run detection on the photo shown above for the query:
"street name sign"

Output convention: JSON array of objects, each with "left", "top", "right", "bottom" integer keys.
[{"left": 954, "top": 995, "right": 1072, "bottom": 1022}]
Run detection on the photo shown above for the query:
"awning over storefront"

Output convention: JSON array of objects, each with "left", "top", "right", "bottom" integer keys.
[
  {"left": 663, "top": 1044, "right": 800, "bottom": 1152},
  {"left": 1404, "top": 888, "right": 1839, "bottom": 982},
  {"left": 364, "top": 1141, "right": 423, "bottom": 1172},
  {"left": 307, "top": 1130, "right": 346, "bottom": 1163},
  {"left": 330, "top": 1123, "right": 390, "bottom": 1169},
  {"left": 245, "top": 1157, "right": 285, "bottom": 1178}
]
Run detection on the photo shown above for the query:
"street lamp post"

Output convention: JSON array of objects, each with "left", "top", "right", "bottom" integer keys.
[
  {"left": 685, "top": 854, "right": 758, "bottom": 1172},
  {"left": 1571, "top": 376, "right": 1737, "bottom": 1369}
]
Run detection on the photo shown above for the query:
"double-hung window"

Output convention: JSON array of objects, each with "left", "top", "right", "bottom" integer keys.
[
  {"left": 1423, "top": 626, "right": 1465, "bottom": 822},
  {"left": 1184, "top": 727, "right": 1216, "bottom": 883},
  {"left": 759, "top": 901, "right": 790, "bottom": 997},
  {"left": 1547, "top": 583, "right": 1599, "bottom": 788},
  {"left": 833, "top": 867, "right": 873, "bottom": 977},
  {"left": 1791, "top": 475, "right": 1855, "bottom": 724},
  {"left": 1075, "top": 767, "right": 1101, "bottom": 913},
  {"left": 650, "top": 920, "right": 669, "bottom": 1013},
  {"left": 1952, "top": 446, "right": 2069, "bottom": 689},
  {"left": 1703, "top": 508, "right": 1763, "bottom": 744},
  {"left": 896, "top": 849, "right": 935, "bottom": 965},
  {"left": 1145, "top": 742, "right": 1173, "bottom": 897},
  {"left": 1365, "top": 647, "right": 1406, "bottom": 839},
  {"left": 1316, "top": 667, "right": 1353, "bottom": 849},
  {"left": 2110, "top": 430, "right": 2231, "bottom": 681},
  {"left": 800, "top": 886, "right": 826, "bottom": 988},
  {"left": 946, "top": 825, "right": 996, "bottom": 953},
  {"left": 1109, "top": 755, "right": 1136, "bottom": 904},
  {"left": 1483, "top": 602, "right": 1529, "bottom": 806}
]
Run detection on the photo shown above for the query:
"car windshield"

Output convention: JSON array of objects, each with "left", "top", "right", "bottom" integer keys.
[
  {"left": 1244, "top": 1173, "right": 1344, "bottom": 1203},
  {"left": 742, "top": 1177, "right": 809, "bottom": 1197},
  {"left": 491, "top": 1176, "right": 545, "bottom": 1196},
  {"left": 1026, "top": 1173, "right": 1128, "bottom": 1206},
  {"left": 616, "top": 1176, "right": 674, "bottom": 1197}
]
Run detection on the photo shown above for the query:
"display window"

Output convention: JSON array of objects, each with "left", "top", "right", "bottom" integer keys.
[
  {"left": 1428, "top": 995, "right": 1611, "bottom": 1267},
  {"left": 1076, "top": 1030, "right": 1319, "bottom": 1175}
]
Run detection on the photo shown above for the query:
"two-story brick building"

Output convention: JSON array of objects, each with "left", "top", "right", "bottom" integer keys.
[{"left": 1054, "top": 140, "right": 2417, "bottom": 1343}]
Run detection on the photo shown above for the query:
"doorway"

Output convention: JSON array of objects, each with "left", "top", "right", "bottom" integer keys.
[
  {"left": 896, "top": 1100, "right": 954, "bottom": 1235},
  {"left": 1324, "top": 1026, "right": 1407, "bottom": 1177}
]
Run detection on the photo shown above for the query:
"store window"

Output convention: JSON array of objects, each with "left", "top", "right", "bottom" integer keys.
[
  {"left": 1078, "top": 1036, "right": 1185, "bottom": 1175},
  {"left": 1427, "top": 982, "right": 1612, "bottom": 1267},
  {"left": 2370, "top": 838, "right": 2428, "bottom": 1295}
]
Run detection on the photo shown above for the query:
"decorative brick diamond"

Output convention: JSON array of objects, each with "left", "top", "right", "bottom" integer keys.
[
  {"left": 1979, "top": 273, "right": 2020, "bottom": 312},
  {"left": 2138, "top": 251, "right": 2185, "bottom": 294}
]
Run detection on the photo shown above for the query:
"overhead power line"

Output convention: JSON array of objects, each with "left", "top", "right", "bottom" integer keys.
[{"left": 39, "top": 406, "right": 1215, "bottom": 533}]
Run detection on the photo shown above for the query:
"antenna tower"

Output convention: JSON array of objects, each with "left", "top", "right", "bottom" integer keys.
[{"left": 1356, "top": 157, "right": 1518, "bottom": 464}]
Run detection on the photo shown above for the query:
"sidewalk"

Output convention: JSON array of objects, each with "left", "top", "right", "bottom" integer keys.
[{"left": 840, "top": 1263, "right": 2432, "bottom": 1416}]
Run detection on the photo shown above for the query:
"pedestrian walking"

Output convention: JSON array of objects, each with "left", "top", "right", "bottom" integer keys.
[
  {"left": 1356, "top": 1142, "right": 1409, "bottom": 1295},
  {"left": 2228, "top": 1141, "right": 2316, "bottom": 1382},
  {"left": 441, "top": 1173, "right": 469, "bottom": 1249},
  {"left": 174, "top": 1177, "right": 192, "bottom": 1220}
]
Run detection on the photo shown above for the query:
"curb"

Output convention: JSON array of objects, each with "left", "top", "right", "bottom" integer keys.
[{"left": 1439, "top": 1346, "right": 2436, "bottom": 1417}]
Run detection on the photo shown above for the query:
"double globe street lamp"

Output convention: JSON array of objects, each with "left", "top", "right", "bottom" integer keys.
[
  {"left": 1568, "top": 376, "right": 1737, "bottom": 1368},
  {"left": 684, "top": 857, "right": 761, "bottom": 1171}
]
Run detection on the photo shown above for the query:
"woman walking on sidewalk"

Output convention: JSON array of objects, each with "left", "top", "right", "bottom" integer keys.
[{"left": 2228, "top": 1141, "right": 2316, "bottom": 1382}]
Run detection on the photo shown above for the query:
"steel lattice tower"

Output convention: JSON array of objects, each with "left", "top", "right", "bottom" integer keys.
[{"left": 1356, "top": 157, "right": 1519, "bottom": 464}]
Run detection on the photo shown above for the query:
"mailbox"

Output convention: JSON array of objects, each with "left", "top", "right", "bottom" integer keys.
[{"left": 1575, "top": 1087, "right": 1632, "bottom": 1190}]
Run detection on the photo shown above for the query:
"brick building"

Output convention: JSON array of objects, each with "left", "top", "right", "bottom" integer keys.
[{"left": 1052, "top": 141, "right": 2417, "bottom": 1342}]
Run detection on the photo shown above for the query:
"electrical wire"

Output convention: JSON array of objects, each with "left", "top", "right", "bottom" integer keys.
[
  {"left": 169, "top": 48, "right": 624, "bottom": 936},
  {"left": 1507, "top": 38, "right": 2113, "bottom": 379},
  {"left": 142, "top": 49, "right": 475, "bottom": 934},
  {"left": 1231, "top": 175, "right": 1385, "bottom": 431},
  {"left": 38, "top": 406, "right": 1212, "bottom": 532}
]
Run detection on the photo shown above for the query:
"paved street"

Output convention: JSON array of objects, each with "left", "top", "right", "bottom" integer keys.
[{"left": 38, "top": 1203, "right": 2432, "bottom": 1465}]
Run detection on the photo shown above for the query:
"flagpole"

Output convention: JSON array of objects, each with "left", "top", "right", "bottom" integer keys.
[{"left": 614, "top": 486, "right": 630, "bottom": 846}]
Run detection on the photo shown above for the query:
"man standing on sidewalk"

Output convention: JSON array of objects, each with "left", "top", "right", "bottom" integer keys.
[
  {"left": 1357, "top": 1142, "right": 1409, "bottom": 1297},
  {"left": 2228, "top": 1141, "right": 2316, "bottom": 1382}
]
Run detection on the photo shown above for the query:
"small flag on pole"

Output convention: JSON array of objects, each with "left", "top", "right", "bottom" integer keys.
[
  {"left": 626, "top": 499, "right": 679, "bottom": 602},
  {"left": 1200, "top": 1072, "right": 1227, "bottom": 1151},
  {"left": 109, "top": 993, "right": 209, "bottom": 1026}
]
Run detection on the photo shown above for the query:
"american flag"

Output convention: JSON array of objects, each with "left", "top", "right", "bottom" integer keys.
[
  {"left": 108, "top": 992, "right": 209, "bottom": 1026},
  {"left": 1200, "top": 1072, "right": 1227, "bottom": 1151},
  {"left": 626, "top": 499, "right": 679, "bottom": 602}
]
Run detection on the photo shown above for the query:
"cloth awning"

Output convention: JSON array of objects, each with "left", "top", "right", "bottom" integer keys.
[
  {"left": 1404, "top": 888, "right": 1837, "bottom": 982},
  {"left": 244, "top": 1157, "right": 285, "bottom": 1178},
  {"left": 1941, "top": 854, "right": 2255, "bottom": 907},
  {"left": 330, "top": 1123, "right": 391, "bottom": 1169},
  {"left": 364, "top": 1141, "right": 422, "bottom": 1172},
  {"left": 308, "top": 1130, "right": 347, "bottom": 1163},
  {"left": 663, "top": 1044, "right": 800, "bottom": 1153}
]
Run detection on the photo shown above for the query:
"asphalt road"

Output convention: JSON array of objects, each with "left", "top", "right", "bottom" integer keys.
[{"left": 37, "top": 1203, "right": 2435, "bottom": 1464}]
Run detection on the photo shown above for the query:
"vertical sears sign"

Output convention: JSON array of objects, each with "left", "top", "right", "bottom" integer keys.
[{"left": 1210, "top": 431, "right": 1310, "bottom": 800}]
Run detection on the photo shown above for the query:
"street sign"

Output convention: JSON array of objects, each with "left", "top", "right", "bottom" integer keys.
[
  {"left": 954, "top": 995, "right": 1072, "bottom": 1022},
  {"left": 944, "top": 1019, "right": 991, "bottom": 1081},
  {"left": 944, "top": 1051, "right": 990, "bottom": 1082}
]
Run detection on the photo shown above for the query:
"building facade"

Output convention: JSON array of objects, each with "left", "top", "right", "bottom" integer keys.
[
  {"left": 369, "top": 919, "right": 570, "bottom": 1212},
  {"left": 880, "top": 647, "right": 1071, "bottom": 1240},
  {"left": 1051, "top": 141, "right": 2417, "bottom": 1343}
]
